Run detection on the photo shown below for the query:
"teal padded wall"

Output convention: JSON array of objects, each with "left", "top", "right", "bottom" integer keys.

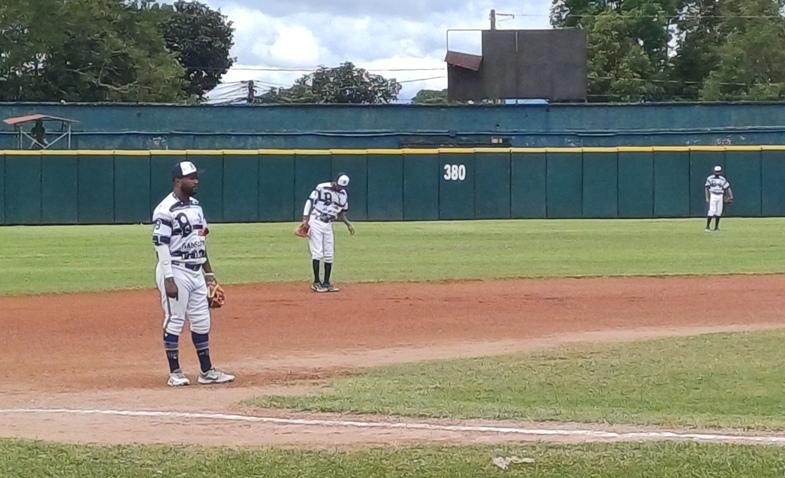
[
  {"left": 762, "top": 150, "right": 785, "bottom": 215},
  {"left": 367, "top": 153, "right": 403, "bottom": 220},
  {"left": 618, "top": 151, "right": 653, "bottom": 217},
  {"left": 403, "top": 153, "right": 439, "bottom": 220},
  {"left": 114, "top": 154, "right": 150, "bottom": 223},
  {"left": 223, "top": 154, "right": 259, "bottom": 222},
  {"left": 654, "top": 151, "right": 690, "bottom": 217},
  {"left": 259, "top": 154, "right": 295, "bottom": 221},
  {"left": 0, "top": 156, "right": 4, "bottom": 224},
  {"left": 582, "top": 151, "right": 618, "bottom": 218},
  {"left": 78, "top": 154, "right": 114, "bottom": 224},
  {"left": 41, "top": 155, "right": 78, "bottom": 224},
  {"left": 3, "top": 147, "right": 785, "bottom": 224},
  {"left": 475, "top": 152, "right": 511, "bottom": 219},
  {"left": 439, "top": 152, "right": 475, "bottom": 220},
  {"left": 546, "top": 152, "right": 582, "bottom": 218},
  {"left": 724, "top": 151, "right": 761, "bottom": 216},
  {"left": 5, "top": 154, "right": 41, "bottom": 224},
  {"left": 511, "top": 152, "right": 546, "bottom": 218}
]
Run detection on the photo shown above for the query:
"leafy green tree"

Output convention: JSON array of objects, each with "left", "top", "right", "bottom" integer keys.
[
  {"left": 668, "top": 0, "right": 723, "bottom": 99},
  {"left": 551, "top": 0, "right": 674, "bottom": 101},
  {"left": 586, "top": 12, "right": 663, "bottom": 101},
  {"left": 0, "top": 0, "right": 185, "bottom": 102},
  {"left": 700, "top": 0, "right": 785, "bottom": 100},
  {"left": 551, "top": 0, "right": 676, "bottom": 67},
  {"left": 411, "top": 89, "right": 449, "bottom": 105},
  {"left": 256, "top": 62, "right": 402, "bottom": 104},
  {"left": 161, "top": 0, "right": 234, "bottom": 99}
]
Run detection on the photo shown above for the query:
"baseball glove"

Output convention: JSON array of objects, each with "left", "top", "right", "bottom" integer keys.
[
  {"left": 207, "top": 282, "right": 226, "bottom": 308},
  {"left": 295, "top": 222, "right": 310, "bottom": 238}
]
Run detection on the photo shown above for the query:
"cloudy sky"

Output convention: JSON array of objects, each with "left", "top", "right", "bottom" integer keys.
[{"left": 202, "top": 0, "right": 552, "bottom": 103}]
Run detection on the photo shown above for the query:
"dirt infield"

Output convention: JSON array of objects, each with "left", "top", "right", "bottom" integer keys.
[{"left": 2, "top": 275, "right": 785, "bottom": 447}]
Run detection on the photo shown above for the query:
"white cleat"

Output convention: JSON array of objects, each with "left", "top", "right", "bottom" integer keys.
[
  {"left": 322, "top": 282, "right": 340, "bottom": 292},
  {"left": 167, "top": 370, "right": 190, "bottom": 387},
  {"left": 198, "top": 368, "right": 235, "bottom": 385}
]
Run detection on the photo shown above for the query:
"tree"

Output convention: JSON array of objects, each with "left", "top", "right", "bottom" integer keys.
[
  {"left": 551, "top": 0, "right": 675, "bottom": 101},
  {"left": 256, "top": 62, "right": 402, "bottom": 104},
  {"left": 0, "top": 0, "right": 185, "bottom": 102},
  {"left": 586, "top": 12, "right": 663, "bottom": 101},
  {"left": 668, "top": 0, "right": 724, "bottom": 99},
  {"left": 161, "top": 0, "right": 234, "bottom": 99},
  {"left": 700, "top": 0, "right": 785, "bottom": 100},
  {"left": 551, "top": 0, "right": 677, "bottom": 68},
  {"left": 411, "top": 89, "right": 449, "bottom": 105}
]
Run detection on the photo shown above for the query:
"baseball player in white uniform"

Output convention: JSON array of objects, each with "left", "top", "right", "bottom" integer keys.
[
  {"left": 705, "top": 164, "right": 733, "bottom": 231},
  {"left": 300, "top": 173, "right": 355, "bottom": 292},
  {"left": 152, "top": 161, "right": 234, "bottom": 387}
]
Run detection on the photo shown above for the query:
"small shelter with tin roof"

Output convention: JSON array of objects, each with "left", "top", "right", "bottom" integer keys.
[{"left": 3, "top": 114, "right": 78, "bottom": 149}]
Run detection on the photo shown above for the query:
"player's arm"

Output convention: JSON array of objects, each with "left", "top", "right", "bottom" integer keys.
[
  {"left": 726, "top": 185, "right": 734, "bottom": 201},
  {"left": 152, "top": 215, "right": 178, "bottom": 299},
  {"left": 302, "top": 190, "right": 317, "bottom": 224},
  {"left": 202, "top": 256, "right": 217, "bottom": 285},
  {"left": 337, "top": 211, "right": 354, "bottom": 235},
  {"left": 704, "top": 185, "right": 710, "bottom": 203}
]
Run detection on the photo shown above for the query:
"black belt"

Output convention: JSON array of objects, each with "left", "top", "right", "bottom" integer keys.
[
  {"left": 314, "top": 213, "right": 334, "bottom": 223},
  {"left": 172, "top": 261, "right": 202, "bottom": 271}
]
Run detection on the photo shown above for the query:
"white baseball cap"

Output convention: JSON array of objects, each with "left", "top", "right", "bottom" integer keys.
[
  {"left": 172, "top": 161, "right": 198, "bottom": 179},
  {"left": 336, "top": 174, "right": 350, "bottom": 187},
  {"left": 713, "top": 165, "right": 722, "bottom": 172}
]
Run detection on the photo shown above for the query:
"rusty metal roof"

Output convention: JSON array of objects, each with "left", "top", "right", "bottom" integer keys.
[
  {"left": 3, "top": 114, "right": 79, "bottom": 126},
  {"left": 445, "top": 51, "right": 483, "bottom": 71}
]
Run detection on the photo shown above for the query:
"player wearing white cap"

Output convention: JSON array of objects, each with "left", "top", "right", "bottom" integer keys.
[
  {"left": 151, "top": 161, "right": 235, "bottom": 387},
  {"left": 300, "top": 173, "right": 355, "bottom": 292},
  {"left": 705, "top": 165, "right": 733, "bottom": 232}
]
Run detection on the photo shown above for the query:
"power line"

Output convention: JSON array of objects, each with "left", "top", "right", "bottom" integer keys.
[
  {"left": 398, "top": 76, "right": 445, "bottom": 83},
  {"left": 528, "top": 12, "right": 785, "bottom": 19},
  {"left": 214, "top": 66, "right": 445, "bottom": 72}
]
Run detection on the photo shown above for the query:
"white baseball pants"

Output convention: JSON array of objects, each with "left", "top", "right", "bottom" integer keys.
[
  {"left": 156, "top": 264, "right": 211, "bottom": 335},
  {"left": 707, "top": 194, "right": 724, "bottom": 217},
  {"left": 308, "top": 218, "right": 335, "bottom": 263}
]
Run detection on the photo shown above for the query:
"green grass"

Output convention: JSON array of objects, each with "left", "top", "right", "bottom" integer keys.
[
  {"left": 251, "top": 330, "right": 785, "bottom": 430},
  {"left": 1, "top": 218, "right": 783, "bottom": 295},
  {"left": 2, "top": 439, "right": 785, "bottom": 477}
]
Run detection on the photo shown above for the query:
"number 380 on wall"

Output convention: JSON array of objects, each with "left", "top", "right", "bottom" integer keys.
[{"left": 443, "top": 164, "right": 466, "bottom": 181}]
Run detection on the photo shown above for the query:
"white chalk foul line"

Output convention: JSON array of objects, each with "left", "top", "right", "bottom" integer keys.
[{"left": 3, "top": 408, "right": 785, "bottom": 445}]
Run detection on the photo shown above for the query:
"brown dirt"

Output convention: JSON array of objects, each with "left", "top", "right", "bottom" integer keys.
[{"left": 1, "top": 275, "right": 784, "bottom": 448}]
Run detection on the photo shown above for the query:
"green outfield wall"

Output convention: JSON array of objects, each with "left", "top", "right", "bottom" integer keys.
[
  {"left": 0, "top": 146, "right": 781, "bottom": 225},
  {"left": 4, "top": 103, "right": 785, "bottom": 149}
]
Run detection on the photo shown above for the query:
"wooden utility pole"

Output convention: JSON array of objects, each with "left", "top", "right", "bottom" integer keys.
[{"left": 247, "top": 80, "right": 255, "bottom": 103}]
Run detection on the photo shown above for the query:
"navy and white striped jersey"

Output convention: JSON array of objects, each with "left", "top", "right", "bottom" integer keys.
[
  {"left": 304, "top": 182, "right": 348, "bottom": 221},
  {"left": 705, "top": 175, "right": 730, "bottom": 195},
  {"left": 152, "top": 193, "right": 208, "bottom": 265}
]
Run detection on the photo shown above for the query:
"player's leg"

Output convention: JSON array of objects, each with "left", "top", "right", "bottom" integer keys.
[
  {"left": 322, "top": 226, "right": 339, "bottom": 292},
  {"left": 706, "top": 197, "right": 718, "bottom": 231},
  {"left": 308, "top": 223, "right": 326, "bottom": 292},
  {"left": 713, "top": 197, "right": 724, "bottom": 230},
  {"left": 157, "top": 266, "right": 191, "bottom": 386},
  {"left": 187, "top": 271, "right": 234, "bottom": 384}
]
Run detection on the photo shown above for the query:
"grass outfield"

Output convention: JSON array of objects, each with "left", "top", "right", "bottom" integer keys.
[
  {"left": 1, "top": 218, "right": 783, "bottom": 295},
  {"left": 251, "top": 330, "right": 785, "bottom": 430},
  {"left": 2, "top": 440, "right": 785, "bottom": 477}
]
